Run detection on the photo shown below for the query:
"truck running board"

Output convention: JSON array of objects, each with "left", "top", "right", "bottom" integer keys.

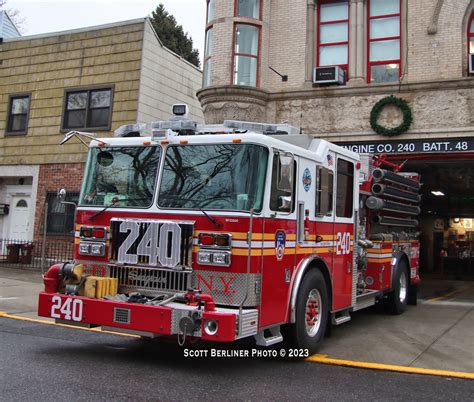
[
  {"left": 331, "top": 312, "right": 351, "bottom": 326},
  {"left": 354, "top": 289, "right": 381, "bottom": 311},
  {"left": 254, "top": 326, "right": 283, "bottom": 347}
]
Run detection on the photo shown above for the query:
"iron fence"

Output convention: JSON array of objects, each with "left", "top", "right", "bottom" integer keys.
[{"left": 0, "top": 238, "right": 74, "bottom": 271}]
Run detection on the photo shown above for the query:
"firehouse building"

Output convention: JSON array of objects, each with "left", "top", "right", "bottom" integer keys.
[{"left": 197, "top": 0, "right": 474, "bottom": 278}]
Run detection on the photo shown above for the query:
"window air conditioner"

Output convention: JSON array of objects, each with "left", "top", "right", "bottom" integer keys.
[
  {"left": 469, "top": 54, "right": 474, "bottom": 74},
  {"left": 313, "top": 66, "right": 346, "bottom": 85}
]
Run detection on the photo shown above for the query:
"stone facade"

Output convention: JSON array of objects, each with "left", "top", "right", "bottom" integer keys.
[{"left": 198, "top": 0, "right": 474, "bottom": 144}]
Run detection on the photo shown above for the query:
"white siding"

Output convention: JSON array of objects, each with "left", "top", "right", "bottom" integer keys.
[
  {"left": 137, "top": 19, "right": 204, "bottom": 123},
  {"left": 0, "top": 11, "right": 21, "bottom": 38}
]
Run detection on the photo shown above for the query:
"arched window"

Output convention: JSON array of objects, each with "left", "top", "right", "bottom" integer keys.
[{"left": 16, "top": 199, "right": 28, "bottom": 208}]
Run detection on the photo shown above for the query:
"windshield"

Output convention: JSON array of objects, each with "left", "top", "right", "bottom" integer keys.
[
  {"left": 158, "top": 144, "right": 268, "bottom": 212},
  {"left": 80, "top": 146, "right": 161, "bottom": 207}
]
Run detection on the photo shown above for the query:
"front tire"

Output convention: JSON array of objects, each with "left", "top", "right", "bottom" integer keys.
[
  {"left": 287, "top": 269, "right": 329, "bottom": 355},
  {"left": 387, "top": 261, "right": 409, "bottom": 315}
]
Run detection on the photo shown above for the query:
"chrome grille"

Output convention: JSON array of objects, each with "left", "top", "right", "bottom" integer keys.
[
  {"left": 109, "top": 265, "right": 192, "bottom": 296},
  {"left": 109, "top": 219, "right": 194, "bottom": 269}
]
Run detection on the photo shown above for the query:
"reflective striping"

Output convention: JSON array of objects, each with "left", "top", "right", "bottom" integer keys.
[
  {"left": 306, "top": 354, "right": 474, "bottom": 380},
  {"left": 367, "top": 253, "right": 393, "bottom": 258},
  {"left": 368, "top": 258, "right": 392, "bottom": 263}
]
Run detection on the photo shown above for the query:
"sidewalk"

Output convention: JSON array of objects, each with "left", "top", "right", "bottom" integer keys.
[{"left": 0, "top": 266, "right": 473, "bottom": 373}]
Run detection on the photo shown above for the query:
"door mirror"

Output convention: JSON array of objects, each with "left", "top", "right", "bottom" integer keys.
[
  {"left": 57, "top": 188, "right": 67, "bottom": 202},
  {"left": 277, "top": 154, "right": 294, "bottom": 192}
]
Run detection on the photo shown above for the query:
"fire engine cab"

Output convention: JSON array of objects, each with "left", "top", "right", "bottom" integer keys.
[{"left": 38, "top": 105, "right": 421, "bottom": 353}]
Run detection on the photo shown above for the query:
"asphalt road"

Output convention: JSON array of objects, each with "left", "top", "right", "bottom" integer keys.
[{"left": 1, "top": 317, "right": 472, "bottom": 401}]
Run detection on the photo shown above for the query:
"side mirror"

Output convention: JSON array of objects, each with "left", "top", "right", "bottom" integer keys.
[
  {"left": 57, "top": 188, "right": 67, "bottom": 202},
  {"left": 277, "top": 154, "right": 294, "bottom": 192},
  {"left": 278, "top": 196, "right": 292, "bottom": 212}
]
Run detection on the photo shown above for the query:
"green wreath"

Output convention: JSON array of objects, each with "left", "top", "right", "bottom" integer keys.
[{"left": 370, "top": 95, "right": 413, "bottom": 137}]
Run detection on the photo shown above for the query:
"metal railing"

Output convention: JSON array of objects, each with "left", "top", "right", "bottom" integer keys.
[{"left": 0, "top": 238, "right": 74, "bottom": 270}]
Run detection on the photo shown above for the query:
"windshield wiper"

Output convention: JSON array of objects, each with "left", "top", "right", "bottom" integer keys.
[
  {"left": 199, "top": 208, "right": 223, "bottom": 227},
  {"left": 88, "top": 197, "right": 149, "bottom": 221}
]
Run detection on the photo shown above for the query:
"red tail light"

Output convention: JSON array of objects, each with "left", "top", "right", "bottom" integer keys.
[{"left": 199, "top": 233, "right": 215, "bottom": 246}]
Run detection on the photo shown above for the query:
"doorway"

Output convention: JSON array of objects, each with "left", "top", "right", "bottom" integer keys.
[{"left": 8, "top": 196, "right": 31, "bottom": 241}]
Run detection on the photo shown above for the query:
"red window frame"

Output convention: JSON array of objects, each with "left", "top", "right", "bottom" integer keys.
[
  {"left": 367, "top": 0, "right": 402, "bottom": 83},
  {"left": 231, "top": 22, "right": 261, "bottom": 87},
  {"left": 203, "top": 26, "right": 213, "bottom": 87},
  {"left": 468, "top": 12, "right": 474, "bottom": 71},
  {"left": 234, "top": 0, "right": 263, "bottom": 20},
  {"left": 206, "top": 0, "right": 215, "bottom": 24},
  {"left": 316, "top": 0, "right": 350, "bottom": 76}
]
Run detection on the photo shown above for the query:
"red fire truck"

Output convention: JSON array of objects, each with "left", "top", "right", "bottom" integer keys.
[{"left": 38, "top": 105, "right": 420, "bottom": 353}]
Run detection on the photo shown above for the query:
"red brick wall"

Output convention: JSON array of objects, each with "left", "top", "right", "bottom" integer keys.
[{"left": 34, "top": 163, "right": 85, "bottom": 244}]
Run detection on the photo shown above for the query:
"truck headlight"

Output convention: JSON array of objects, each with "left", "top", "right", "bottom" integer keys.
[
  {"left": 197, "top": 251, "right": 231, "bottom": 267},
  {"left": 213, "top": 252, "right": 229, "bottom": 265},
  {"left": 79, "top": 242, "right": 106, "bottom": 257},
  {"left": 79, "top": 243, "right": 91, "bottom": 255},
  {"left": 198, "top": 251, "right": 212, "bottom": 264},
  {"left": 91, "top": 243, "right": 105, "bottom": 256}
]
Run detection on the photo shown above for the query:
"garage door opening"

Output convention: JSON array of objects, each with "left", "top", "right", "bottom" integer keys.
[{"left": 387, "top": 153, "right": 474, "bottom": 280}]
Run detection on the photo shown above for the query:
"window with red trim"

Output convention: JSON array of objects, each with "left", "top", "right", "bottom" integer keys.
[
  {"left": 368, "top": 0, "right": 402, "bottom": 83},
  {"left": 233, "top": 23, "right": 260, "bottom": 86},
  {"left": 236, "top": 0, "right": 261, "bottom": 19},
  {"left": 207, "top": 0, "right": 216, "bottom": 24},
  {"left": 317, "top": 0, "right": 349, "bottom": 75},
  {"left": 203, "top": 27, "right": 213, "bottom": 87},
  {"left": 468, "top": 12, "right": 474, "bottom": 72}
]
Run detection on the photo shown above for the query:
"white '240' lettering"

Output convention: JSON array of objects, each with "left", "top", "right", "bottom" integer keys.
[{"left": 336, "top": 232, "right": 351, "bottom": 255}]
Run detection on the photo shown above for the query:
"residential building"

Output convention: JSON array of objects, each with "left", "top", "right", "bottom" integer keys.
[
  {"left": 0, "top": 18, "right": 203, "bottom": 244},
  {"left": 0, "top": 10, "right": 21, "bottom": 39}
]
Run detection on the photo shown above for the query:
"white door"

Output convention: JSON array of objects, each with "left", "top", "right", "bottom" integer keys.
[{"left": 9, "top": 196, "right": 31, "bottom": 241}]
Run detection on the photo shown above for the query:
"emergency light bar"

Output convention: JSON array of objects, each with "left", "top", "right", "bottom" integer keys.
[
  {"left": 114, "top": 123, "right": 147, "bottom": 137},
  {"left": 223, "top": 120, "right": 300, "bottom": 135}
]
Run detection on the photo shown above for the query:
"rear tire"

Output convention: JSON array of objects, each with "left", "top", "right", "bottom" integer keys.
[
  {"left": 387, "top": 261, "right": 408, "bottom": 315},
  {"left": 286, "top": 269, "right": 329, "bottom": 355}
]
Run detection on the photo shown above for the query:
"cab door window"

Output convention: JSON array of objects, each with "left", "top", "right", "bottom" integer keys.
[
  {"left": 270, "top": 154, "right": 296, "bottom": 213},
  {"left": 316, "top": 166, "right": 334, "bottom": 216},
  {"left": 336, "top": 159, "right": 354, "bottom": 218}
]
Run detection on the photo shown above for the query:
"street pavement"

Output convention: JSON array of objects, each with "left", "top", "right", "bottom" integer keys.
[
  {"left": 1, "top": 317, "right": 473, "bottom": 401},
  {"left": 0, "top": 266, "right": 473, "bottom": 378}
]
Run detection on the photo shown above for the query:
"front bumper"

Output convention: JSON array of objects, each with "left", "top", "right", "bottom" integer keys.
[{"left": 38, "top": 292, "right": 258, "bottom": 342}]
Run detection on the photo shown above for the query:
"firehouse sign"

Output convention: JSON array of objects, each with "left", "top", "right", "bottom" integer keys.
[{"left": 337, "top": 138, "right": 474, "bottom": 154}]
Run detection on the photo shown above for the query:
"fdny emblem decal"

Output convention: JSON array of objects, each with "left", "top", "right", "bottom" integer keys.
[
  {"left": 275, "top": 230, "right": 286, "bottom": 261},
  {"left": 302, "top": 168, "right": 312, "bottom": 192}
]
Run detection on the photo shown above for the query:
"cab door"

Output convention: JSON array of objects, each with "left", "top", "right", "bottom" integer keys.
[
  {"left": 260, "top": 152, "right": 297, "bottom": 328},
  {"left": 332, "top": 156, "right": 356, "bottom": 310}
]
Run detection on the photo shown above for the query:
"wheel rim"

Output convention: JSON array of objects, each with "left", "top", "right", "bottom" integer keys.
[
  {"left": 399, "top": 270, "right": 407, "bottom": 303},
  {"left": 305, "top": 289, "right": 322, "bottom": 337}
]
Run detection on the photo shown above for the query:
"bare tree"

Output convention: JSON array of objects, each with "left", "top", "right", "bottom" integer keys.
[{"left": 0, "top": 0, "right": 26, "bottom": 33}]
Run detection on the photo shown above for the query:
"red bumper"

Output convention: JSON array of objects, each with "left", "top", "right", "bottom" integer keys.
[{"left": 38, "top": 292, "right": 237, "bottom": 342}]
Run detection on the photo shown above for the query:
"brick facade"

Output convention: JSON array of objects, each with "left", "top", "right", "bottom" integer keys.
[
  {"left": 34, "top": 163, "right": 85, "bottom": 244},
  {"left": 198, "top": 0, "right": 474, "bottom": 143}
]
